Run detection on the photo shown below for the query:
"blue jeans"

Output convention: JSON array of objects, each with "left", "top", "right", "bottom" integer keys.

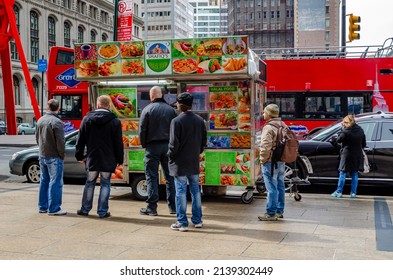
[
  {"left": 144, "top": 143, "right": 175, "bottom": 211},
  {"left": 174, "top": 175, "right": 202, "bottom": 227},
  {"left": 262, "top": 161, "right": 285, "bottom": 216},
  {"left": 81, "top": 171, "right": 111, "bottom": 217},
  {"left": 38, "top": 157, "right": 64, "bottom": 213},
  {"left": 336, "top": 170, "right": 359, "bottom": 194}
]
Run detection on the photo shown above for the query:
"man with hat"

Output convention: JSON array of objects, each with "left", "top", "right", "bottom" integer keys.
[
  {"left": 168, "top": 92, "right": 207, "bottom": 232},
  {"left": 258, "top": 103, "right": 286, "bottom": 221}
]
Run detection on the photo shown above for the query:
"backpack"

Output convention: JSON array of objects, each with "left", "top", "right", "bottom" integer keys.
[{"left": 267, "top": 122, "right": 299, "bottom": 164}]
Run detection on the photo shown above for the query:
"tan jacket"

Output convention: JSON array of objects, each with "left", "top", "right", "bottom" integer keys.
[{"left": 259, "top": 118, "right": 283, "bottom": 164}]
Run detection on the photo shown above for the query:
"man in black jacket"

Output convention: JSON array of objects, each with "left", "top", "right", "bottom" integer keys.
[
  {"left": 139, "top": 86, "right": 177, "bottom": 216},
  {"left": 75, "top": 95, "right": 124, "bottom": 218},
  {"left": 168, "top": 92, "right": 207, "bottom": 232}
]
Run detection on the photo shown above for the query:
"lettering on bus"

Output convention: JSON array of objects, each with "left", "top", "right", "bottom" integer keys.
[{"left": 55, "top": 68, "right": 81, "bottom": 88}]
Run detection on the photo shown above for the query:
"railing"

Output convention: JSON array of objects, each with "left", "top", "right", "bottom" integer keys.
[{"left": 252, "top": 37, "right": 393, "bottom": 60}]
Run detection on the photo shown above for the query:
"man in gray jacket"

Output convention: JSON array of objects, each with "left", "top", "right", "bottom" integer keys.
[{"left": 35, "top": 99, "right": 66, "bottom": 215}]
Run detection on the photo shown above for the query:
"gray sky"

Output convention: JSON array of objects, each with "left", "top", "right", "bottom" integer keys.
[{"left": 347, "top": 0, "right": 393, "bottom": 47}]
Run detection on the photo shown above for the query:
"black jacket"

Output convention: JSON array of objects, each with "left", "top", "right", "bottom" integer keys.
[
  {"left": 75, "top": 109, "right": 124, "bottom": 172},
  {"left": 139, "top": 98, "right": 177, "bottom": 148},
  {"left": 168, "top": 111, "right": 207, "bottom": 176},
  {"left": 337, "top": 123, "right": 366, "bottom": 172}
]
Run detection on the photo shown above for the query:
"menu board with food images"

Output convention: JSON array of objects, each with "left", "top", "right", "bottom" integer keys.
[
  {"left": 237, "top": 81, "right": 252, "bottom": 132},
  {"left": 74, "top": 36, "right": 249, "bottom": 79},
  {"left": 203, "top": 151, "right": 251, "bottom": 186},
  {"left": 207, "top": 132, "right": 251, "bottom": 149},
  {"left": 128, "top": 150, "right": 145, "bottom": 171},
  {"left": 98, "top": 88, "right": 137, "bottom": 118}
]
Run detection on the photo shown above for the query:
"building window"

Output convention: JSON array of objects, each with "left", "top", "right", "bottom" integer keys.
[
  {"left": 30, "top": 11, "right": 39, "bottom": 63},
  {"left": 90, "top": 30, "right": 96, "bottom": 42},
  {"left": 32, "top": 78, "right": 40, "bottom": 108},
  {"left": 64, "top": 22, "right": 71, "bottom": 47},
  {"left": 48, "top": 17, "right": 56, "bottom": 49},
  {"left": 13, "top": 76, "right": 21, "bottom": 106},
  {"left": 78, "top": 26, "right": 84, "bottom": 43},
  {"left": 102, "top": 33, "right": 108, "bottom": 42},
  {"left": 63, "top": 0, "right": 71, "bottom": 9},
  {"left": 11, "top": 5, "right": 20, "bottom": 60},
  {"left": 326, "top": 6, "right": 330, "bottom": 14}
]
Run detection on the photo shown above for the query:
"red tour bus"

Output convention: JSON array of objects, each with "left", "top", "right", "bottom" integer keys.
[
  {"left": 265, "top": 56, "right": 393, "bottom": 136},
  {"left": 47, "top": 46, "right": 90, "bottom": 132}
]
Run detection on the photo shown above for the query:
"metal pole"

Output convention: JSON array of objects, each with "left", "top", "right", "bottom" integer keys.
[
  {"left": 341, "top": 0, "right": 346, "bottom": 53},
  {"left": 41, "top": 54, "right": 44, "bottom": 116}
]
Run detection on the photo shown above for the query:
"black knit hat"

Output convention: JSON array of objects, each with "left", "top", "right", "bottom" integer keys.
[{"left": 177, "top": 92, "right": 193, "bottom": 107}]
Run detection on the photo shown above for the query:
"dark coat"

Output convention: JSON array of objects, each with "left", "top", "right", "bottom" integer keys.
[
  {"left": 139, "top": 98, "right": 177, "bottom": 148},
  {"left": 167, "top": 111, "right": 207, "bottom": 177},
  {"left": 337, "top": 123, "right": 366, "bottom": 173},
  {"left": 75, "top": 109, "right": 124, "bottom": 172}
]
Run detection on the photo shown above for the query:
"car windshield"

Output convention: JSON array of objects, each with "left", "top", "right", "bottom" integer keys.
[{"left": 311, "top": 119, "right": 342, "bottom": 141}]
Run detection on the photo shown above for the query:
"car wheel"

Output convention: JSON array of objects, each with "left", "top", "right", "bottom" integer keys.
[
  {"left": 130, "top": 174, "right": 148, "bottom": 201},
  {"left": 21, "top": 131, "right": 25, "bottom": 135},
  {"left": 26, "top": 161, "right": 40, "bottom": 183}
]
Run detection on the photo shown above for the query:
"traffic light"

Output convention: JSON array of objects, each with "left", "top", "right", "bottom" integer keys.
[{"left": 348, "top": 14, "right": 361, "bottom": 42}]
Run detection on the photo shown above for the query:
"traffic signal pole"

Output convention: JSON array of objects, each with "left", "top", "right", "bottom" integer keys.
[{"left": 341, "top": 0, "right": 346, "bottom": 50}]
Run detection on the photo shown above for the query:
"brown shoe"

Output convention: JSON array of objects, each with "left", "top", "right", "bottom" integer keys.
[{"left": 258, "top": 214, "right": 278, "bottom": 221}]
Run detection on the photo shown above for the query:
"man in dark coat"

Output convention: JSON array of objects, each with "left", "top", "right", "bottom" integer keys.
[
  {"left": 168, "top": 92, "right": 207, "bottom": 232},
  {"left": 139, "top": 86, "right": 177, "bottom": 216},
  {"left": 331, "top": 114, "right": 366, "bottom": 198},
  {"left": 75, "top": 95, "right": 124, "bottom": 218}
]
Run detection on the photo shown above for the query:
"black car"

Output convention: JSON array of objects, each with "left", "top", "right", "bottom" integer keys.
[
  {"left": 291, "top": 111, "right": 393, "bottom": 187},
  {"left": 0, "top": 121, "right": 6, "bottom": 135}
]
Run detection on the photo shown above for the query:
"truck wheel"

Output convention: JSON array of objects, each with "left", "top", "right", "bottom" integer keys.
[
  {"left": 131, "top": 175, "right": 148, "bottom": 201},
  {"left": 26, "top": 160, "right": 40, "bottom": 183}
]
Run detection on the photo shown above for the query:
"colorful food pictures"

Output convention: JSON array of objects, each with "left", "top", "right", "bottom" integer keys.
[
  {"left": 120, "top": 42, "right": 144, "bottom": 58},
  {"left": 173, "top": 58, "right": 198, "bottom": 74},
  {"left": 230, "top": 133, "right": 251, "bottom": 148},
  {"left": 199, "top": 154, "right": 205, "bottom": 185},
  {"left": 196, "top": 39, "right": 223, "bottom": 56},
  {"left": 197, "top": 57, "right": 221, "bottom": 73},
  {"left": 209, "top": 92, "right": 237, "bottom": 110},
  {"left": 222, "top": 37, "right": 247, "bottom": 55},
  {"left": 98, "top": 61, "right": 121, "bottom": 76},
  {"left": 236, "top": 175, "right": 249, "bottom": 185},
  {"left": 99, "top": 88, "right": 137, "bottom": 118},
  {"left": 122, "top": 59, "right": 145, "bottom": 75},
  {"left": 121, "top": 120, "right": 139, "bottom": 131},
  {"left": 222, "top": 57, "right": 247, "bottom": 72},
  {"left": 98, "top": 43, "right": 120, "bottom": 59},
  {"left": 220, "top": 175, "right": 236, "bottom": 185},
  {"left": 75, "top": 44, "right": 98, "bottom": 60},
  {"left": 220, "top": 164, "right": 236, "bottom": 174},
  {"left": 75, "top": 61, "right": 98, "bottom": 77},
  {"left": 238, "top": 113, "right": 251, "bottom": 123},
  {"left": 207, "top": 134, "right": 230, "bottom": 148},
  {"left": 209, "top": 112, "right": 238, "bottom": 130},
  {"left": 173, "top": 40, "right": 195, "bottom": 57},
  {"left": 122, "top": 134, "right": 141, "bottom": 147}
]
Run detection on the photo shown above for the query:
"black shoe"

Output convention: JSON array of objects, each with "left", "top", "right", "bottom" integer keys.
[
  {"left": 140, "top": 208, "right": 158, "bottom": 216},
  {"left": 77, "top": 209, "right": 88, "bottom": 216},
  {"left": 169, "top": 208, "right": 176, "bottom": 214},
  {"left": 100, "top": 212, "right": 111, "bottom": 219}
]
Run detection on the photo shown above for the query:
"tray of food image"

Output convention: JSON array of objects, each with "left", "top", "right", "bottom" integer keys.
[
  {"left": 209, "top": 92, "right": 237, "bottom": 110},
  {"left": 173, "top": 58, "right": 198, "bottom": 74},
  {"left": 108, "top": 92, "right": 136, "bottom": 118},
  {"left": 75, "top": 61, "right": 98, "bottom": 77},
  {"left": 98, "top": 61, "right": 121, "bottom": 76},
  {"left": 173, "top": 41, "right": 195, "bottom": 56},
  {"left": 196, "top": 39, "right": 223, "bottom": 56},
  {"left": 122, "top": 59, "right": 145, "bottom": 75},
  {"left": 222, "top": 57, "right": 247, "bottom": 72},
  {"left": 209, "top": 112, "right": 238, "bottom": 130},
  {"left": 120, "top": 42, "right": 144, "bottom": 58},
  {"left": 98, "top": 43, "right": 120, "bottom": 59},
  {"left": 222, "top": 38, "right": 247, "bottom": 55},
  {"left": 197, "top": 57, "right": 221, "bottom": 73}
]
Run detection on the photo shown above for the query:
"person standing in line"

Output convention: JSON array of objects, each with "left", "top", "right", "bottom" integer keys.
[
  {"left": 35, "top": 99, "right": 66, "bottom": 215},
  {"left": 139, "top": 86, "right": 177, "bottom": 216},
  {"left": 168, "top": 92, "right": 207, "bottom": 232},
  {"left": 258, "top": 104, "right": 286, "bottom": 221},
  {"left": 75, "top": 95, "right": 124, "bottom": 218},
  {"left": 331, "top": 114, "right": 366, "bottom": 198}
]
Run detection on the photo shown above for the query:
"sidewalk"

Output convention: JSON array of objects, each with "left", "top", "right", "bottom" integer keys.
[
  {"left": 0, "top": 179, "right": 392, "bottom": 260},
  {"left": 0, "top": 135, "right": 36, "bottom": 147}
]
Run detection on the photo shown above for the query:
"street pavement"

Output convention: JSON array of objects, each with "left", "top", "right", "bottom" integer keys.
[{"left": 0, "top": 135, "right": 393, "bottom": 260}]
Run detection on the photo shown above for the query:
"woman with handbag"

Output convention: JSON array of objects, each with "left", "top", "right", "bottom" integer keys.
[{"left": 331, "top": 114, "right": 366, "bottom": 198}]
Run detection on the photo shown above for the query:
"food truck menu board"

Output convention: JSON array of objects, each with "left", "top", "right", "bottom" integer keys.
[
  {"left": 201, "top": 151, "right": 251, "bottom": 186},
  {"left": 74, "top": 36, "right": 248, "bottom": 79}
]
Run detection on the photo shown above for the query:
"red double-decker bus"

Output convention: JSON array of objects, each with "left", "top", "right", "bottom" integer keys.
[
  {"left": 265, "top": 56, "right": 393, "bottom": 136},
  {"left": 47, "top": 46, "right": 90, "bottom": 132}
]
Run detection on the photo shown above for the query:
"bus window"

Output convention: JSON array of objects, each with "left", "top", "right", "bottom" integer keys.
[
  {"left": 347, "top": 96, "right": 364, "bottom": 114},
  {"left": 266, "top": 94, "right": 296, "bottom": 118},
  {"left": 53, "top": 95, "right": 82, "bottom": 119},
  {"left": 303, "top": 95, "right": 342, "bottom": 119}
]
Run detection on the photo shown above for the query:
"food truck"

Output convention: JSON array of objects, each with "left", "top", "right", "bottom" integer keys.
[{"left": 74, "top": 36, "right": 267, "bottom": 203}]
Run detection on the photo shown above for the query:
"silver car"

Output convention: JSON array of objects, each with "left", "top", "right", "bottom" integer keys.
[
  {"left": 9, "top": 130, "right": 86, "bottom": 183},
  {"left": 17, "top": 123, "right": 36, "bottom": 135}
]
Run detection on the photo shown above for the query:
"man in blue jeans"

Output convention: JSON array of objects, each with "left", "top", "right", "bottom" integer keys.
[
  {"left": 75, "top": 95, "right": 124, "bottom": 218},
  {"left": 35, "top": 99, "right": 66, "bottom": 215},
  {"left": 168, "top": 92, "right": 207, "bottom": 232},
  {"left": 258, "top": 104, "right": 286, "bottom": 221}
]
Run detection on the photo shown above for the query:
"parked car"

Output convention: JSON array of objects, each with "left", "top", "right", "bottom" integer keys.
[
  {"left": 9, "top": 130, "right": 86, "bottom": 183},
  {"left": 17, "top": 123, "right": 36, "bottom": 135},
  {"left": 290, "top": 111, "right": 393, "bottom": 188},
  {"left": 0, "top": 121, "right": 6, "bottom": 135}
]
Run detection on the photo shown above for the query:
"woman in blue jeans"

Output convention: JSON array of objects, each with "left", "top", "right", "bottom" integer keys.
[{"left": 331, "top": 114, "right": 366, "bottom": 198}]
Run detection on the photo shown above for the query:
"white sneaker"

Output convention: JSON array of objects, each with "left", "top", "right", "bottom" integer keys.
[
  {"left": 194, "top": 222, "right": 203, "bottom": 228},
  {"left": 48, "top": 209, "right": 67, "bottom": 216}
]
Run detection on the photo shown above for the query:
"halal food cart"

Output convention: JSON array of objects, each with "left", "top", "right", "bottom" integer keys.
[{"left": 74, "top": 36, "right": 267, "bottom": 203}]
